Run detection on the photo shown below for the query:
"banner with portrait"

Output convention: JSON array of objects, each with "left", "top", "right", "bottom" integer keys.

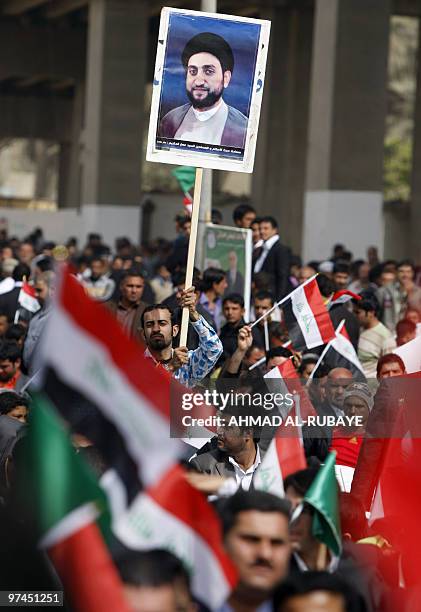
[
  {"left": 147, "top": 8, "right": 271, "bottom": 173},
  {"left": 202, "top": 224, "right": 252, "bottom": 321}
]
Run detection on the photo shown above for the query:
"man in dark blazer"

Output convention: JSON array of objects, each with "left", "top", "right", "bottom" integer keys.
[
  {"left": 190, "top": 407, "right": 264, "bottom": 492},
  {"left": 253, "top": 216, "right": 292, "bottom": 301}
]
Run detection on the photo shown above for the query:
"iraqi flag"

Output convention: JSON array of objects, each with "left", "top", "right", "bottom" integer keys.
[
  {"left": 114, "top": 465, "right": 238, "bottom": 611},
  {"left": 281, "top": 277, "right": 335, "bottom": 351},
  {"left": 36, "top": 267, "right": 184, "bottom": 508},
  {"left": 19, "top": 393, "right": 130, "bottom": 612},
  {"left": 253, "top": 434, "right": 306, "bottom": 498},
  {"left": 264, "top": 358, "right": 318, "bottom": 419},
  {"left": 18, "top": 281, "right": 40, "bottom": 313},
  {"left": 328, "top": 289, "right": 361, "bottom": 309},
  {"left": 311, "top": 321, "right": 366, "bottom": 382}
]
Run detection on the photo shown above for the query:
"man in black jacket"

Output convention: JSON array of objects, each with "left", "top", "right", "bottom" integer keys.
[{"left": 253, "top": 216, "right": 291, "bottom": 301}]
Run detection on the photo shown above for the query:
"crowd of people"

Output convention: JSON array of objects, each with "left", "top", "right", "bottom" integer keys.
[{"left": 0, "top": 207, "right": 420, "bottom": 611}]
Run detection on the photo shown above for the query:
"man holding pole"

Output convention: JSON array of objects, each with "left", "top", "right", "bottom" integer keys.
[{"left": 141, "top": 286, "right": 222, "bottom": 388}]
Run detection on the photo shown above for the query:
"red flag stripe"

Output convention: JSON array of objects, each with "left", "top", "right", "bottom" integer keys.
[
  {"left": 277, "top": 362, "right": 317, "bottom": 418},
  {"left": 275, "top": 437, "right": 306, "bottom": 479},
  {"left": 304, "top": 280, "right": 335, "bottom": 344},
  {"left": 49, "top": 521, "right": 130, "bottom": 612},
  {"left": 59, "top": 269, "right": 171, "bottom": 420},
  {"left": 147, "top": 465, "right": 237, "bottom": 589}
]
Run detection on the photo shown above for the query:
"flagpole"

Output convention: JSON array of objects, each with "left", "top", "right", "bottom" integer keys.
[
  {"left": 250, "top": 274, "right": 319, "bottom": 329},
  {"left": 248, "top": 340, "right": 292, "bottom": 371},
  {"left": 179, "top": 168, "right": 203, "bottom": 347},
  {"left": 306, "top": 319, "right": 345, "bottom": 384}
]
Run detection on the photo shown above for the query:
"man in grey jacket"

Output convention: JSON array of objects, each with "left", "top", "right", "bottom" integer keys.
[
  {"left": 159, "top": 32, "right": 247, "bottom": 149},
  {"left": 23, "top": 271, "right": 55, "bottom": 376}
]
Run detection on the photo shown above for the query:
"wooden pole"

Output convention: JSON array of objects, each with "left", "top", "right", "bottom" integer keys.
[{"left": 179, "top": 167, "right": 203, "bottom": 347}]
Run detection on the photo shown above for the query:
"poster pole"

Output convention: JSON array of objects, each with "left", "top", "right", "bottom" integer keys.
[
  {"left": 196, "top": 0, "right": 217, "bottom": 270},
  {"left": 179, "top": 167, "right": 203, "bottom": 347}
]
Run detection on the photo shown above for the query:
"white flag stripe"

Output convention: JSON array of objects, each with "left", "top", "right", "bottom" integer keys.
[
  {"left": 291, "top": 285, "right": 324, "bottom": 349},
  {"left": 114, "top": 494, "right": 232, "bottom": 611},
  {"left": 254, "top": 439, "right": 284, "bottom": 497},
  {"left": 40, "top": 306, "right": 181, "bottom": 486},
  {"left": 18, "top": 288, "right": 40, "bottom": 313},
  {"left": 40, "top": 502, "right": 99, "bottom": 549}
]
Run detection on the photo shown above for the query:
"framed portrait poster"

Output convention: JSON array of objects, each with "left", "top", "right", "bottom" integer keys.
[{"left": 146, "top": 8, "right": 271, "bottom": 173}]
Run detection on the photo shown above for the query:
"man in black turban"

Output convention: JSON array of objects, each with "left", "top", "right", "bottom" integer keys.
[{"left": 159, "top": 32, "right": 248, "bottom": 149}]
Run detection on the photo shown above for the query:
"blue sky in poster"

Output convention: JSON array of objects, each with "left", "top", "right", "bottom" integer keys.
[{"left": 158, "top": 12, "right": 261, "bottom": 119}]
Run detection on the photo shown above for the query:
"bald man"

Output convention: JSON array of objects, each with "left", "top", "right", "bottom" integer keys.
[{"left": 318, "top": 367, "right": 354, "bottom": 419}]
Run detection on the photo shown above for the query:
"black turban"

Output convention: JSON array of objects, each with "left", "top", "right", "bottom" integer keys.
[{"left": 181, "top": 32, "right": 234, "bottom": 74}]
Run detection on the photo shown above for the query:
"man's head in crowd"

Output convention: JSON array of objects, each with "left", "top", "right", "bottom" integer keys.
[
  {"left": 18, "top": 242, "right": 34, "bottom": 265},
  {"left": 12, "top": 263, "right": 31, "bottom": 283},
  {"left": 219, "top": 491, "right": 291, "bottom": 607},
  {"left": 332, "top": 262, "right": 350, "bottom": 291},
  {"left": 325, "top": 368, "right": 353, "bottom": 410},
  {"left": 274, "top": 571, "right": 366, "bottom": 612},
  {"left": 316, "top": 274, "right": 335, "bottom": 301},
  {"left": 141, "top": 305, "right": 178, "bottom": 352},
  {"left": 251, "top": 216, "right": 263, "bottom": 244},
  {"left": 259, "top": 216, "right": 278, "bottom": 242},
  {"left": 405, "top": 308, "right": 420, "bottom": 325},
  {"left": 119, "top": 269, "right": 145, "bottom": 307},
  {"left": 254, "top": 290, "right": 275, "bottom": 322},
  {"left": 0, "top": 391, "right": 29, "bottom": 424},
  {"left": 118, "top": 549, "right": 197, "bottom": 612},
  {"left": 233, "top": 204, "right": 256, "bottom": 229},
  {"left": 1, "top": 258, "right": 18, "bottom": 279},
  {"left": 298, "top": 265, "right": 316, "bottom": 285},
  {"left": 202, "top": 267, "right": 227, "bottom": 297},
  {"left": 284, "top": 467, "right": 319, "bottom": 512},
  {"left": 0, "top": 313, "right": 9, "bottom": 338},
  {"left": 223, "top": 294, "right": 244, "bottom": 326},
  {"left": 90, "top": 256, "right": 107, "bottom": 281},
  {"left": 397, "top": 259, "right": 415, "bottom": 286},
  {"left": 266, "top": 347, "right": 293, "bottom": 372},
  {"left": 342, "top": 382, "right": 373, "bottom": 429},
  {"left": 308, "top": 363, "right": 331, "bottom": 406},
  {"left": 0, "top": 341, "right": 22, "bottom": 384},
  {"left": 216, "top": 404, "right": 256, "bottom": 457},
  {"left": 34, "top": 271, "right": 56, "bottom": 307},
  {"left": 298, "top": 353, "right": 319, "bottom": 380},
  {"left": 376, "top": 353, "right": 406, "bottom": 380},
  {"left": 352, "top": 292, "right": 380, "bottom": 329},
  {"left": 243, "top": 345, "right": 265, "bottom": 368},
  {"left": 4, "top": 324, "right": 25, "bottom": 347},
  {"left": 396, "top": 319, "right": 416, "bottom": 346}
]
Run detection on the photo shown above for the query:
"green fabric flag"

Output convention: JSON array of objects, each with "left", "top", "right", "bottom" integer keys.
[
  {"left": 172, "top": 166, "right": 196, "bottom": 194},
  {"left": 304, "top": 451, "right": 342, "bottom": 556},
  {"left": 19, "top": 393, "right": 109, "bottom": 543}
]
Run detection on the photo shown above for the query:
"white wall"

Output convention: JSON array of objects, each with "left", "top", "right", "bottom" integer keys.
[
  {"left": 302, "top": 191, "right": 384, "bottom": 262},
  {"left": 0, "top": 204, "right": 141, "bottom": 247}
]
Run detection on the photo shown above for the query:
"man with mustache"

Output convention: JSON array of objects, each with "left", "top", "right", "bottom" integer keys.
[
  {"left": 159, "top": 32, "right": 248, "bottom": 148},
  {"left": 217, "top": 490, "right": 292, "bottom": 611},
  {"left": 141, "top": 286, "right": 222, "bottom": 388}
]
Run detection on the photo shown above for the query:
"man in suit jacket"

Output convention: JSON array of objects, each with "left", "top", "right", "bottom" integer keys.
[
  {"left": 253, "top": 216, "right": 292, "bottom": 301},
  {"left": 190, "top": 408, "right": 264, "bottom": 493},
  {"left": 159, "top": 32, "right": 247, "bottom": 149}
]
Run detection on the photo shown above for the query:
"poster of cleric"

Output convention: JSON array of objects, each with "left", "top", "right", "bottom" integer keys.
[{"left": 146, "top": 8, "right": 271, "bottom": 173}]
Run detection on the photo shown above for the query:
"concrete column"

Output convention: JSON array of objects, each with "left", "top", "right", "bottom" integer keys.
[
  {"left": 81, "top": 0, "right": 148, "bottom": 207},
  {"left": 58, "top": 82, "right": 84, "bottom": 209},
  {"left": 409, "top": 18, "right": 421, "bottom": 265},
  {"left": 303, "top": 0, "right": 391, "bottom": 262},
  {"left": 251, "top": 5, "right": 314, "bottom": 255}
]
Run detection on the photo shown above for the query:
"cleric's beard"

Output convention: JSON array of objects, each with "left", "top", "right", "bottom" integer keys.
[{"left": 187, "top": 86, "right": 223, "bottom": 110}]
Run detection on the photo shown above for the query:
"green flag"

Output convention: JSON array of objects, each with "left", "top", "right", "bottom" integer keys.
[
  {"left": 172, "top": 166, "right": 196, "bottom": 194},
  {"left": 19, "top": 392, "right": 109, "bottom": 543},
  {"left": 304, "top": 451, "right": 342, "bottom": 556}
]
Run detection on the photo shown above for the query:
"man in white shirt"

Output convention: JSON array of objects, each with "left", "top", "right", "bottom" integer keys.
[{"left": 159, "top": 32, "right": 248, "bottom": 149}]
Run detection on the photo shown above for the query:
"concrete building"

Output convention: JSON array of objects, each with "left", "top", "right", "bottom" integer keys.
[{"left": 0, "top": 0, "right": 420, "bottom": 262}]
